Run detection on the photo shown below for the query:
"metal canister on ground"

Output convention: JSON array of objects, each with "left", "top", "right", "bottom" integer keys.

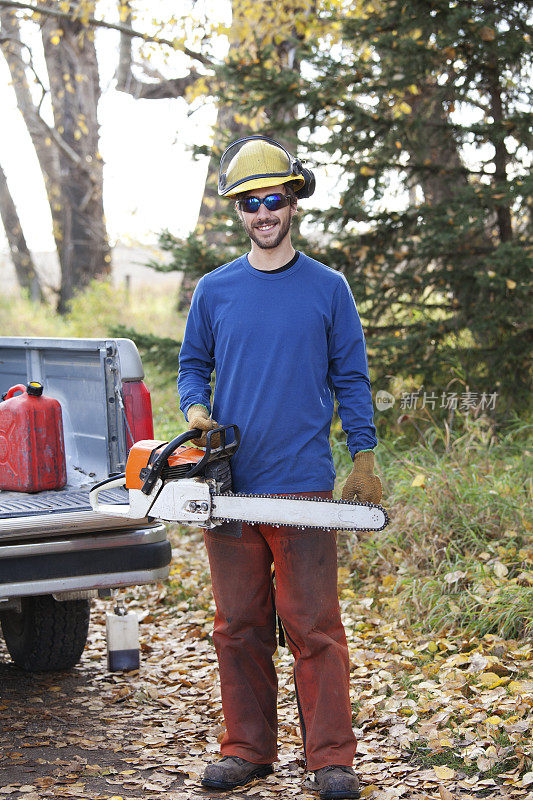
[{"left": 106, "top": 607, "right": 140, "bottom": 671}]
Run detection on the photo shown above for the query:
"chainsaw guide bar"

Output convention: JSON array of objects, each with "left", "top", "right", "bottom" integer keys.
[{"left": 210, "top": 492, "right": 389, "bottom": 532}]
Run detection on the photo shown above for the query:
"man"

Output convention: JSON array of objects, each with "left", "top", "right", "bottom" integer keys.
[{"left": 177, "top": 136, "right": 382, "bottom": 800}]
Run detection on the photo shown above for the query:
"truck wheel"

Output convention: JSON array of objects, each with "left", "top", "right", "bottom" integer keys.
[{"left": 0, "top": 595, "right": 90, "bottom": 672}]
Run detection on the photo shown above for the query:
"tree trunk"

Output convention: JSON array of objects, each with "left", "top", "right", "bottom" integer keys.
[
  {"left": 486, "top": 65, "right": 513, "bottom": 243},
  {"left": 407, "top": 82, "right": 469, "bottom": 207},
  {"left": 40, "top": 2, "right": 110, "bottom": 312},
  {"left": 1, "top": 3, "right": 110, "bottom": 312},
  {"left": 0, "top": 162, "right": 43, "bottom": 300}
]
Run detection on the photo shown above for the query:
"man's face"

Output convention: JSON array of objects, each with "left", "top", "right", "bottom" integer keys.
[{"left": 236, "top": 184, "right": 296, "bottom": 250}]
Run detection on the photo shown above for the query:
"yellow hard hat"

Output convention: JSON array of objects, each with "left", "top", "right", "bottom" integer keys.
[{"left": 218, "top": 136, "right": 308, "bottom": 197}]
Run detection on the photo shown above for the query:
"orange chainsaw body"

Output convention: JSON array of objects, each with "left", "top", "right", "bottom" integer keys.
[{"left": 125, "top": 439, "right": 206, "bottom": 490}]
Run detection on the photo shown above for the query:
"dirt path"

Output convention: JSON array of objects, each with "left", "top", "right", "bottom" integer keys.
[
  {"left": 0, "top": 529, "right": 530, "bottom": 800},
  {"left": 0, "top": 627, "right": 195, "bottom": 799}
]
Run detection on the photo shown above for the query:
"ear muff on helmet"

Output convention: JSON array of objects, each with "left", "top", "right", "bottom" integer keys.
[
  {"left": 218, "top": 136, "right": 316, "bottom": 199},
  {"left": 292, "top": 161, "right": 316, "bottom": 199}
]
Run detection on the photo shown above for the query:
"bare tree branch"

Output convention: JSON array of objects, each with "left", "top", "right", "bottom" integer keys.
[
  {"left": 43, "top": 120, "right": 86, "bottom": 167},
  {"left": 117, "top": 62, "right": 202, "bottom": 99},
  {"left": 0, "top": 0, "right": 215, "bottom": 66},
  {"left": 0, "top": 161, "right": 43, "bottom": 300},
  {"left": 115, "top": 1, "right": 206, "bottom": 101},
  {"left": 0, "top": 16, "right": 88, "bottom": 171},
  {"left": 0, "top": 32, "right": 47, "bottom": 108},
  {"left": 0, "top": 10, "right": 59, "bottom": 183}
]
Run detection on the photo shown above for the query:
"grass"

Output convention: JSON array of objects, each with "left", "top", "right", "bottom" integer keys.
[
  {"left": 400, "top": 574, "right": 533, "bottom": 639},
  {"left": 0, "top": 279, "right": 186, "bottom": 341},
  {"left": 335, "top": 411, "right": 532, "bottom": 638},
  {"left": 408, "top": 741, "right": 479, "bottom": 777},
  {"left": 407, "top": 740, "right": 522, "bottom": 783}
]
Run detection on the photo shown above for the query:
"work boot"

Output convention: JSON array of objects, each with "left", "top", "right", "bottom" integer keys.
[
  {"left": 314, "top": 765, "right": 361, "bottom": 799},
  {"left": 201, "top": 755, "right": 273, "bottom": 790}
]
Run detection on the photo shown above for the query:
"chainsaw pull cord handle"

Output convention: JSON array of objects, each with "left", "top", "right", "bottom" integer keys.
[{"left": 140, "top": 424, "right": 240, "bottom": 495}]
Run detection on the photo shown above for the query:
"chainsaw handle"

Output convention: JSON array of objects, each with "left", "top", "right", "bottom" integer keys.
[
  {"left": 89, "top": 475, "right": 130, "bottom": 515},
  {"left": 140, "top": 425, "right": 240, "bottom": 495},
  {"left": 186, "top": 424, "right": 241, "bottom": 478},
  {"left": 141, "top": 430, "right": 200, "bottom": 495}
]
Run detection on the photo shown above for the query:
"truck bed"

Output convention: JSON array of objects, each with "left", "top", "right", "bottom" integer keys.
[
  {"left": 0, "top": 486, "right": 127, "bottom": 518},
  {"left": 0, "top": 485, "right": 147, "bottom": 541}
]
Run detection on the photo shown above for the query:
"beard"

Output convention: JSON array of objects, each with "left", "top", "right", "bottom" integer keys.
[{"left": 240, "top": 213, "right": 292, "bottom": 250}]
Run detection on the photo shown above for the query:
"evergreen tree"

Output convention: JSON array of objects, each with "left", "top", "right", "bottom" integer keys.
[{"left": 208, "top": 0, "right": 532, "bottom": 411}]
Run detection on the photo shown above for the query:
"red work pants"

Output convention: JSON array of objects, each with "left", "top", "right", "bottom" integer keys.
[{"left": 204, "top": 491, "right": 357, "bottom": 771}]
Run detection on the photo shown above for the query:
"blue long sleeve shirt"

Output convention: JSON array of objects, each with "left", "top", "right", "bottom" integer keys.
[{"left": 178, "top": 252, "right": 377, "bottom": 493}]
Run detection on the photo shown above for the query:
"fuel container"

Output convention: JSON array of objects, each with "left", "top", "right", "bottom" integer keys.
[
  {"left": 0, "top": 382, "right": 67, "bottom": 492},
  {"left": 106, "top": 610, "right": 140, "bottom": 672}
]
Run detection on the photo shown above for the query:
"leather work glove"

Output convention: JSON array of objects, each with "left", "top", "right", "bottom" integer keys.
[
  {"left": 186, "top": 404, "right": 220, "bottom": 447},
  {"left": 342, "top": 450, "right": 382, "bottom": 504}
]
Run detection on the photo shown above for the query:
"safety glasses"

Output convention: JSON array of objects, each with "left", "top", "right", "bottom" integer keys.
[{"left": 236, "top": 193, "right": 291, "bottom": 214}]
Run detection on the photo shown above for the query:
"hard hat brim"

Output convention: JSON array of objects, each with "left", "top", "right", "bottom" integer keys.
[{"left": 222, "top": 173, "right": 305, "bottom": 198}]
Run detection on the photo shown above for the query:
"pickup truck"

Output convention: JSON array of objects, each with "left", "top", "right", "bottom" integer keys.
[{"left": 0, "top": 337, "right": 172, "bottom": 672}]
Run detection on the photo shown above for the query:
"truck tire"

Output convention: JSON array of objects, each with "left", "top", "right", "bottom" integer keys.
[{"left": 0, "top": 594, "right": 90, "bottom": 672}]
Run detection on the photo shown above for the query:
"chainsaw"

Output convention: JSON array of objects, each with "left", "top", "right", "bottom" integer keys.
[{"left": 89, "top": 425, "right": 389, "bottom": 533}]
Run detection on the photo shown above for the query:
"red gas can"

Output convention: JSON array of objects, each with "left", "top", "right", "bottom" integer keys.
[{"left": 0, "top": 382, "right": 67, "bottom": 492}]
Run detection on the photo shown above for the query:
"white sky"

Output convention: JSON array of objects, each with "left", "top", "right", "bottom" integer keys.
[
  {"left": 0, "top": 4, "right": 221, "bottom": 253},
  {"left": 0, "top": 84, "right": 218, "bottom": 252}
]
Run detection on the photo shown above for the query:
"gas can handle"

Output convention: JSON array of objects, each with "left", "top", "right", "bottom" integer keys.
[{"left": 4, "top": 384, "right": 26, "bottom": 400}]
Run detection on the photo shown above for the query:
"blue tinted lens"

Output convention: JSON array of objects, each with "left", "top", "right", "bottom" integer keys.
[
  {"left": 264, "top": 194, "right": 288, "bottom": 210},
  {"left": 240, "top": 194, "right": 289, "bottom": 212},
  {"left": 241, "top": 197, "right": 261, "bottom": 212}
]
